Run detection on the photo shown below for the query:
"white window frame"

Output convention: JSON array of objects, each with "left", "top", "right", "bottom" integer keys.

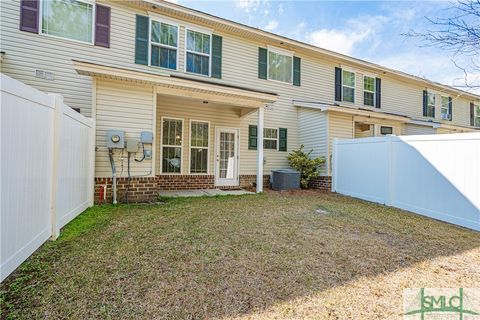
[
  {"left": 426, "top": 92, "right": 436, "bottom": 118},
  {"left": 148, "top": 16, "right": 180, "bottom": 71},
  {"left": 160, "top": 117, "right": 184, "bottom": 174},
  {"left": 363, "top": 75, "right": 376, "bottom": 107},
  {"left": 475, "top": 103, "right": 480, "bottom": 127},
  {"left": 189, "top": 120, "right": 210, "bottom": 175},
  {"left": 342, "top": 68, "right": 356, "bottom": 104},
  {"left": 267, "top": 46, "right": 294, "bottom": 85},
  {"left": 263, "top": 127, "right": 279, "bottom": 150},
  {"left": 440, "top": 96, "right": 450, "bottom": 120},
  {"left": 184, "top": 26, "right": 213, "bottom": 77},
  {"left": 39, "top": 0, "right": 95, "bottom": 45}
]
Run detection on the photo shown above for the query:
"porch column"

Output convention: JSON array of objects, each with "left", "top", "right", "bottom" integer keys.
[{"left": 256, "top": 106, "right": 264, "bottom": 193}]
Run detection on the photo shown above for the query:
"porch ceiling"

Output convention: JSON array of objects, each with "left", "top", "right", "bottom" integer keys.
[{"left": 73, "top": 60, "right": 278, "bottom": 112}]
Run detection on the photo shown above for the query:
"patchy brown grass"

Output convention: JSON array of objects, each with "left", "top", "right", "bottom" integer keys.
[{"left": 1, "top": 192, "right": 479, "bottom": 319}]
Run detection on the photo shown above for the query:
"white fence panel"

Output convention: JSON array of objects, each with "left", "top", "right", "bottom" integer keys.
[
  {"left": 54, "top": 101, "right": 95, "bottom": 235},
  {"left": 1, "top": 74, "right": 55, "bottom": 282},
  {"left": 332, "top": 133, "right": 480, "bottom": 231},
  {"left": 1, "top": 74, "right": 95, "bottom": 282}
]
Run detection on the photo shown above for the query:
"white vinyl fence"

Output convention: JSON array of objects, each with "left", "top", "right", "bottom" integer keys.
[
  {"left": 332, "top": 133, "right": 480, "bottom": 231},
  {"left": 1, "top": 74, "right": 95, "bottom": 281}
]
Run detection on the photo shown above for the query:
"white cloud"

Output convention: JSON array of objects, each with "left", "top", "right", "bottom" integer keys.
[
  {"left": 278, "top": 3, "right": 284, "bottom": 15},
  {"left": 235, "top": 0, "right": 262, "bottom": 13},
  {"left": 305, "top": 16, "right": 389, "bottom": 55},
  {"left": 264, "top": 20, "right": 278, "bottom": 31}
]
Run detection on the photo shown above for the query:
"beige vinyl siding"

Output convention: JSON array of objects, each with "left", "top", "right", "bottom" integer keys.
[
  {"left": 298, "top": 108, "right": 328, "bottom": 175},
  {"left": 2, "top": 0, "right": 479, "bottom": 183},
  {"left": 327, "top": 112, "right": 354, "bottom": 175},
  {"left": 156, "top": 95, "right": 293, "bottom": 175},
  {"left": 2, "top": 0, "right": 477, "bottom": 126},
  {"left": 402, "top": 124, "right": 436, "bottom": 135},
  {"left": 1, "top": 0, "right": 163, "bottom": 117},
  {"left": 95, "top": 79, "right": 155, "bottom": 177},
  {"left": 436, "top": 127, "right": 454, "bottom": 134}
]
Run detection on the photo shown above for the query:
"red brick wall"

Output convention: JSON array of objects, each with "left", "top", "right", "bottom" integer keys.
[
  {"left": 94, "top": 174, "right": 271, "bottom": 204},
  {"left": 309, "top": 176, "right": 332, "bottom": 192},
  {"left": 157, "top": 175, "right": 215, "bottom": 190},
  {"left": 95, "top": 177, "right": 158, "bottom": 204}
]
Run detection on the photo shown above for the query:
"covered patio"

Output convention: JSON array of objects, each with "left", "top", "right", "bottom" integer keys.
[{"left": 74, "top": 60, "right": 278, "bottom": 201}]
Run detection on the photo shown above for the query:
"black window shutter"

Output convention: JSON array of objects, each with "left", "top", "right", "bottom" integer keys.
[
  {"left": 258, "top": 48, "right": 268, "bottom": 80},
  {"left": 248, "top": 125, "right": 258, "bottom": 150},
  {"left": 423, "top": 90, "right": 428, "bottom": 117},
  {"left": 293, "top": 57, "right": 301, "bottom": 86},
  {"left": 211, "top": 35, "right": 222, "bottom": 79},
  {"left": 20, "top": 0, "right": 39, "bottom": 33},
  {"left": 375, "top": 78, "right": 381, "bottom": 109},
  {"left": 279, "top": 128, "right": 287, "bottom": 151},
  {"left": 335, "top": 67, "right": 342, "bottom": 101},
  {"left": 471, "top": 102, "right": 475, "bottom": 126},
  {"left": 135, "top": 15, "right": 149, "bottom": 65},
  {"left": 448, "top": 97, "right": 453, "bottom": 121},
  {"left": 95, "top": 4, "right": 111, "bottom": 48}
]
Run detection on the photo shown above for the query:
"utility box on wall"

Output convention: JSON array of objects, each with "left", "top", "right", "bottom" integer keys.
[{"left": 106, "top": 130, "right": 125, "bottom": 149}]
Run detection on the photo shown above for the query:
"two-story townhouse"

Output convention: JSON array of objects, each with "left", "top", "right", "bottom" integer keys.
[{"left": 1, "top": 0, "right": 479, "bottom": 202}]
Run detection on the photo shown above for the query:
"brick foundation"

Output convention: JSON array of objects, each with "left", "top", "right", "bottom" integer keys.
[
  {"left": 309, "top": 176, "right": 332, "bottom": 192},
  {"left": 157, "top": 175, "right": 215, "bottom": 190},
  {"left": 94, "top": 174, "right": 271, "bottom": 204}
]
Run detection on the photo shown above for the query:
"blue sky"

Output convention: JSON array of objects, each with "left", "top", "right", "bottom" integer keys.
[{"left": 174, "top": 0, "right": 479, "bottom": 93}]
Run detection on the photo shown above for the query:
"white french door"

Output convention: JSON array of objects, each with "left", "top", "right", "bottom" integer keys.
[{"left": 215, "top": 127, "right": 239, "bottom": 187}]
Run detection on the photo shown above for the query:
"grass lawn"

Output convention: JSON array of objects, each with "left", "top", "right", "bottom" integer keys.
[{"left": 1, "top": 192, "right": 479, "bottom": 319}]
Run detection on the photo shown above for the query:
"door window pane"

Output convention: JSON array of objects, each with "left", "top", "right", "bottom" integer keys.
[{"left": 219, "top": 132, "right": 235, "bottom": 179}]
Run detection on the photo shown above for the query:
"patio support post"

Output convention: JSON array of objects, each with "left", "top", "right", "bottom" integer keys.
[{"left": 256, "top": 106, "right": 264, "bottom": 193}]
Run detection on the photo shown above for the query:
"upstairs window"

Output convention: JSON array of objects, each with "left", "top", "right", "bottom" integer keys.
[
  {"left": 441, "top": 96, "right": 450, "bottom": 120},
  {"left": 268, "top": 49, "right": 293, "bottom": 83},
  {"left": 186, "top": 29, "right": 211, "bottom": 76},
  {"left": 263, "top": 128, "right": 278, "bottom": 150},
  {"left": 363, "top": 76, "right": 375, "bottom": 106},
  {"left": 150, "top": 20, "right": 178, "bottom": 70},
  {"left": 41, "top": 0, "right": 94, "bottom": 43},
  {"left": 426, "top": 92, "right": 435, "bottom": 118},
  {"left": 342, "top": 70, "right": 355, "bottom": 103}
]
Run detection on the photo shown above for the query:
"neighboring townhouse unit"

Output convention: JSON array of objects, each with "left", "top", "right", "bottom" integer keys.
[{"left": 1, "top": 0, "right": 479, "bottom": 202}]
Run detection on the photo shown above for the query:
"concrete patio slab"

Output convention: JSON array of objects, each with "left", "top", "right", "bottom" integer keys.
[{"left": 158, "top": 189, "right": 254, "bottom": 198}]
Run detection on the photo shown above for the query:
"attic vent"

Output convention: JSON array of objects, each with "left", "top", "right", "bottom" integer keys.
[{"left": 35, "top": 70, "right": 55, "bottom": 80}]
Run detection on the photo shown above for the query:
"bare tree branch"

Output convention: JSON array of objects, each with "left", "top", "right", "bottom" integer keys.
[{"left": 404, "top": 0, "right": 480, "bottom": 89}]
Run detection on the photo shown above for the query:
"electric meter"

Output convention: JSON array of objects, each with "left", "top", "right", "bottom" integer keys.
[{"left": 106, "top": 130, "right": 125, "bottom": 148}]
